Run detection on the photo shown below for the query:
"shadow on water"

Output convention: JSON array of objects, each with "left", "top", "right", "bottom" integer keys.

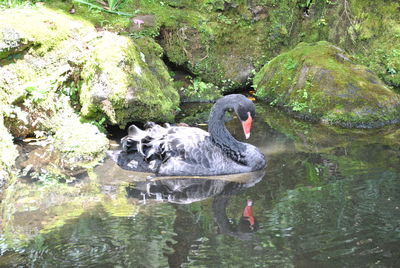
[{"left": 1, "top": 102, "right": 400, "bottom": 267}]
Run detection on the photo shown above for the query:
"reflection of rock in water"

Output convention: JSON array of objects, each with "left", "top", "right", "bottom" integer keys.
[{"left": 125, "top": 170, "right": 265, "bottom": 204}]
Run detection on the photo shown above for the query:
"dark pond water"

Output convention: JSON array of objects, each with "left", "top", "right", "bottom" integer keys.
[{"left": 1, "top": 103, "right": 400, "bottom": 267}]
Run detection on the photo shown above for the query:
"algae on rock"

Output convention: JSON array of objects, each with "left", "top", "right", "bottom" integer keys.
[{"left": 254, "top": 41, "right": 400, "bottom": 128}]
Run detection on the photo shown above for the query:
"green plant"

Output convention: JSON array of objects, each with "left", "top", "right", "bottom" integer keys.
[
  {"left": 298, "top": 0, "right": 314, "bottom": 9},
  {"left": 25, "top": 86, "right": 49, "bottom": 103},
  {"left": 0, "top": 0, "right": 34, "bottom": 8},
  {"left": 61, "top": 82, "right": 79, "bottom": 100},
  {"left": 290, "top": 87, "right": 309, "bottom": 112},
  {"left": 130, "top": 27, "right": 160, "bottom": 39},
  {"left": 184, "top": 78, "right": 216, "bottom": 98},
  {"left": 80, "top": 116, "right": 107, "bottom": 133},
  {"left": 325, "top": 0, "right": 337, "bottom": 5},
  {"left": 30, "top": 171, "right": 66, "bottom": 185},
  {"left": 284, "top": 58, "right": 297, "bottom": 70},
  {"left": 217, "top": 14, "right": 232, "bottom": 25},
  {"left": 105, "top": 0, "right": 121, "bottom": 11},
  {"left": 291, "top": 100, "right": 308, "bottom": 111},
  {"left": 72, "top": 0, "right": 136, "bottom": 16},
  {"left": 316, "top": 17, "right": 327, "bottom": 27}
]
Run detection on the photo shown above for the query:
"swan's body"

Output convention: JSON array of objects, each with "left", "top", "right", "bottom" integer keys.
[{"left": 111, "top": 94, "right": 265, "bottom": 176}]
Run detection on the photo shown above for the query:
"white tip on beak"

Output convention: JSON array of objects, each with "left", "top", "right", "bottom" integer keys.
[{"left": 245, "top": 132, "right": 251, "bottom": 139}]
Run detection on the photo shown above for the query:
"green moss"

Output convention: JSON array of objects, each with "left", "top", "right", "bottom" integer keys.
[
  {"left": 0, "top": 7, "right": 93, "bottom": 55},
  {"left": 291, "top": 0, "right": 400, "bottom": 91},
  {"left": 254, "top": 41, "right": 400, "bottom": 128},
  {"left": 54, "top": 119, "right": 109, "bottom": 169},
  {"left": 80, "top": 32, "right": 179, "bottom": 127},
  {"left": 156, "top": 1, "right": 281, "bottom": 91},
  {"left": 39, "top": 0, "right": 400, "bottom": 95},
  {"left": 0, "top": 7, "right": 95, "bottom": 108},
  {"left": 45, "top": 0, "right": 133, "bottom": 31}
]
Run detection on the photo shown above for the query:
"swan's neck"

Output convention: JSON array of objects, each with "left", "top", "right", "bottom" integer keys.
[{"left": 208, "top": 100, "right": 246, "bottom": 162}]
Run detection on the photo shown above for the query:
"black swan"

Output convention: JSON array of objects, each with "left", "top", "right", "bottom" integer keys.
[{"left": 110, "top": 94, "right": 265, "bottom": 176}]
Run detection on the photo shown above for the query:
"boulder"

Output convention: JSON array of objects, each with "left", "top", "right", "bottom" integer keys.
[
  {"left": 0, "top": 7, "right": 179, "bottom": 179},
  {"left": 79, "top": 33, "right": 179, "bottom": 127},
  {"left": 159, "top": 24, "right": 259, "bottom": 92},
  {"left": 0, "top": 7, "right": 179, "bottom": 131},
  {"left": 254, "top": 41, "right": 400, "bottom": 128}
]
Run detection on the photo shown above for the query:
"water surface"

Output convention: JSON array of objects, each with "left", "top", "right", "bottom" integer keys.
[{"left": 1, "top": 103, "right": 400, "bottom": 268}]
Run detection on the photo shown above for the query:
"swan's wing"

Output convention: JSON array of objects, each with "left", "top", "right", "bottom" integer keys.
[
  {"left": 162, "top": 126, "right": 209, "bottom": 155},
  {"left": 158, "top": 127, "right": 236, "bottom": 175},
  {"left": 121, "top": 123, "right": 168, "bottom": 155},
  {"left": 120, "top": 124, "right": 212, "bottom": 173},
  {"left": 118, "top": 123, "right": 263, "bottom": 175}
]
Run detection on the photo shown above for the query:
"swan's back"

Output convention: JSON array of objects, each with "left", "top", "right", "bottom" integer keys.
[{"left": 117, "top": 123, "right": 259, "bottom": 176}]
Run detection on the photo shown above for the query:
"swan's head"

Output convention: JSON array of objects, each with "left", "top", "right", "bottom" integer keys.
[{"left": 235, "top": 96, "right": 256, "bottom": 139}]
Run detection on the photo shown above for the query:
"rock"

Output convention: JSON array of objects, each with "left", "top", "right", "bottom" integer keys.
[
  {"left": 0, "top": 7, "right": 179, "bottom": 179},
  {"left": 249, "top": 6, "right": 268, "bottom": 21},
  {"left": 254, "top": 41, "right": 400, "bottom": 128},
  {"left": 80, "top": 34, "right": 179, "bottom": 128},
  {"left": 0, "top": 27, "right": 31, "bottom": 59},
  {"left": 0, "top": 114, "right": 18, "bottom": 192},
  {"left": 153, "top": 0, "right": 400, "bottom": 96},
  {"left": 159, "top": 25, "right": 258, "bottom": 92},
  {"left": 53, "top": 117, "right": 109, "bottom": 171},
  {"left": 0, "top": 7, "right": 179, "bottom": 131},
  {"left": 7, "top": 94, "right": 109, "bottom": 174}
]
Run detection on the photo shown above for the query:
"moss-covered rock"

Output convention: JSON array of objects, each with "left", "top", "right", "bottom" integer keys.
[
  {"left": 282, "top": 0, "right": 400, "bottom": 92},
  {"left": 158, "top": 6, "right": 266, "bottom": 92},
  {"left": 53, "top": 114, "right": 109, "bottom": 171},
  {"left": 35, "top": 0, "right": 400, "bottom": 96},
  {"left": 0, "top": 7, "right": 181, "bottom": 178},
  {"left": 80, "top": 34, "right": 179, "bottom": 128},
  {"left": 136, "top": 0, "right": 400, "bottom": 95},
  {"left": 0, "top": 7, "right": 92, "bottom": 104},
  {"left": 6, "top": 93, "right": 109, "bottom": 174},
  {"left": 254, "top": 41, "right": 400, "bottom": 128},
  {"left": 0, "top": 7, "right": 179, "bottom": 129}
]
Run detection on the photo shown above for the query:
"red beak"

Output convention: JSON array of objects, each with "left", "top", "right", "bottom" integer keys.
[{"left": 241, "top": 112, "right": 252, "bottom": 139}]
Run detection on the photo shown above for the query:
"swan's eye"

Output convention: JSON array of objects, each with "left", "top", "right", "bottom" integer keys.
[{"left": 237, "top": 105, "right": 249, "bottom": 121}]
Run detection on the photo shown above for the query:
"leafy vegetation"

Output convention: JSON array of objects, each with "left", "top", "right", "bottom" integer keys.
[
  {"left": 0, "top": 0, "right": 34, "bottom": 8},
  {"left": 72, "top": 0, "right": 136, "bottom": 16},
  {"left": 181, "top": 77, "right": 221, "bottom": 101}
]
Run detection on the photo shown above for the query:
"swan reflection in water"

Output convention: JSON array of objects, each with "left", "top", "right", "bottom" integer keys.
[{"left": 125, "top": 169, "right": 264, "bottom": 239}]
